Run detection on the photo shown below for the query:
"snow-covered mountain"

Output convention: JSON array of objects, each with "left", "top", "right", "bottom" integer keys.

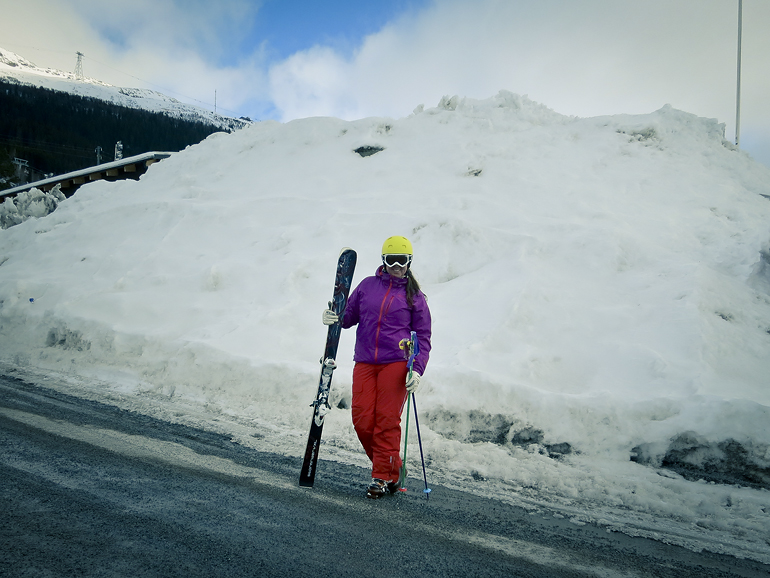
[{"left": 0, "top": 47, "right": 248, "bottom": 132}]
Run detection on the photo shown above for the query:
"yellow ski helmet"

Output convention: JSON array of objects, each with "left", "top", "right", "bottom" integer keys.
[{"left": 381, "top": 236, "right": 413, "bottom": 256}]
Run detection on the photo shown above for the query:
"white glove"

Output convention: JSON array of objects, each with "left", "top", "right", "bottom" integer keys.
[
  {"left": 405, "top": 372, "right": 421, "bottom": 394},
  {"left": 322, "top": 308, "right": 339, "bottom": 326}
]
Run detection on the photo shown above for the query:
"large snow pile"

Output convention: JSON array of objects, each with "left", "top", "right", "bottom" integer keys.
[{"left": 2, "top": 91, "right": 770, "bottom": 561}]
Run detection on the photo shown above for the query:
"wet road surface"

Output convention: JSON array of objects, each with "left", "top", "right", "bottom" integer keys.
[{"left": 1, "top": 374, "right": 767, "bottom": 578}]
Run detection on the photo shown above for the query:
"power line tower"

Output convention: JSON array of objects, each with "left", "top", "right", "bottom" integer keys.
[{"left": 75, "top": 51, "right": 84, "bottom": 81}]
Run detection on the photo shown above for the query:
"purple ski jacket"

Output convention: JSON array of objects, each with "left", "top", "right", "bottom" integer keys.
[{"left": 342, "top": 266, "right": 432, "bottom": 376}]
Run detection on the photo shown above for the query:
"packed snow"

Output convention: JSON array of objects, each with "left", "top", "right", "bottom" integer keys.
[
  {"left": 2, "top": 91, "right": 770, "bottom": 563},
  {"left": 0, "top": 185, "right": 66, "bottom": 229}
]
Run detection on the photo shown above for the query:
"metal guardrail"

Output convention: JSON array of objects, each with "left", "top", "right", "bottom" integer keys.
[{"left": 0, "top": 151, "right": 174, "bottom": 199}]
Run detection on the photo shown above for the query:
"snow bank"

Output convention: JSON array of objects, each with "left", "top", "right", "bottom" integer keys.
[
  {"left": 2, "top": 90, "right": 770, "bottom": 561},
  {"left": 1, "top": 185, "right": 66, "bottom": 229}
]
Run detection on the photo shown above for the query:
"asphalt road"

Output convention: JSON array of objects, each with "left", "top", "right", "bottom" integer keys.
[{"left": 1, "top": 373, "right": 768, "bottom": 578}]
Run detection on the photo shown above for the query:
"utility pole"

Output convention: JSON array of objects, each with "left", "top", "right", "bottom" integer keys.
[
  {"left": 95, "top": 146, "right": 103, "bottom": 165},
  {"left": 735, "top": 0, "right": 743, "bottom": 147},
  {"left": 114, "top": 141, "right": 123, "bottom": 161},
  {"left": 12, "top": 158, "right": 29, "bottom": 184}
]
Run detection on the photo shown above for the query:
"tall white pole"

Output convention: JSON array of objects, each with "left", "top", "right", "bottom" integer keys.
[{"left": 735, "top": 0, "right": 743, "bottom": 147}]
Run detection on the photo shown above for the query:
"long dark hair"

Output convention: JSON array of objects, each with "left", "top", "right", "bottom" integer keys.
[{"left": 406, "top": 269, "right": 423, "bottom": 308}]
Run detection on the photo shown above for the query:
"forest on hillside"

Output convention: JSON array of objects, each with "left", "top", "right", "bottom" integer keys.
[{"left": 0, "top": 80, "right": 228, "bottom": 190}]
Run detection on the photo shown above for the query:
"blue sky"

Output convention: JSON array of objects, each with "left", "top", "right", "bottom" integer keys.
[
  {"left": 248, "top": 0, "right": 428, "bottom": 62},
  {"left": 2, "top": 0, "right": 769, "bottom": 166}
]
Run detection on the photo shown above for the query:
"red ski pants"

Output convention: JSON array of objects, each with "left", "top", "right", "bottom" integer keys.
[{"left": 351, "top": 361, "right": 409, "bottom": 482}]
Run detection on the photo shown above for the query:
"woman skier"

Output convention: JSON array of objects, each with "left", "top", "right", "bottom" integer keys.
[{"left": 323, "top": 235, "right": 432, "bottom": 498}]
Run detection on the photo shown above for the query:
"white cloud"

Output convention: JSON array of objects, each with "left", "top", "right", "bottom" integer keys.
[
  {"left": 66, "top": 0, "right": 260, "bottom": 61},
  {"left": 266, "top": 0, "right": 770, "bottom": 165},
  {"left": 268, "top": 46, "right": 352, "bottom": 119}
]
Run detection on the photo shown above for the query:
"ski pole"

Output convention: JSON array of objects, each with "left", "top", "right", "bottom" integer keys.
[
  {"left": 410, "top": 394, "right": 431, "bottom": 499},
  {"left": 398, "top": 331, "right": 418, "bottom": 491},
  {"left": 398, "top": 388, "right": 411, "bottom": 491}
]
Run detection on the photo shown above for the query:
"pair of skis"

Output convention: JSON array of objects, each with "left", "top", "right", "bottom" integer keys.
[
  {"left": 299, "top": 248, "right": 357, "bottom": 487},
  {"left": 299, "top": 248, "right": 430, "bottom": 499}
]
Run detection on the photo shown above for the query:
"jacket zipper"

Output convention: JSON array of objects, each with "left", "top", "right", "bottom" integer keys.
[{"left": 373, "top": 279, "right": 394, "bottom": 363}]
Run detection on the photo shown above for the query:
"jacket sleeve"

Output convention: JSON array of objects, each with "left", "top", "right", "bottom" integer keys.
[
  {"left": 341, "top": 283, "right": 360, "bottom": 329},
  {"left": 411, "top": 293, "right": 432, "bottom": 375}
]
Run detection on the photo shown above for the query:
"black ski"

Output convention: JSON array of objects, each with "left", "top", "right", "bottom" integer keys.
[{"left": 299, "top": 247, "right": 357, "bottom": 487}]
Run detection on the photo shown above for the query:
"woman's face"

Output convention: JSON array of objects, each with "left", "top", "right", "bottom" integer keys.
[
  {"left": 385, "top": 263, "right": 408, "bottom": 278},
  {"left": 383, "top": 253, "right": 411, "bottom": 279}
]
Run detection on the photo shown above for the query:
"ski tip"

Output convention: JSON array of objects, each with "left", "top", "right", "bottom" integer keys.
[{"left": 339, "top": 247, "right": 354, "bottom": 255}]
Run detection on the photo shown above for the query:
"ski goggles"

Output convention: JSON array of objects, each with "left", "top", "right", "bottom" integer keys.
[{"left": 382, "top": 254, "right": 412, "bottom": 268}]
